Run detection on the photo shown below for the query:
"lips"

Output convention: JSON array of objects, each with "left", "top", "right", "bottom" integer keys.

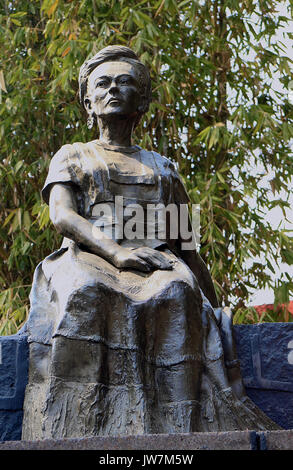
[{"left": 107, "top": 98, "right": 122, "bottom": 105}]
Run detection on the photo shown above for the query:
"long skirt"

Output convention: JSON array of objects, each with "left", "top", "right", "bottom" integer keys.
[{"left": 21, "top": 242, "right": 279, "bottom": 439}]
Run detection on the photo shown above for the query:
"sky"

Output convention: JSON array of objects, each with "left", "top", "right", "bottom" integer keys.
[{"left": 248, "top": 1, "right": 293, "bottom": 306}]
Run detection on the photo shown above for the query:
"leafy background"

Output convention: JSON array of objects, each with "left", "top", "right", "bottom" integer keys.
[{"left": 0, "top": 0, "right": 293, "bottom": 334}]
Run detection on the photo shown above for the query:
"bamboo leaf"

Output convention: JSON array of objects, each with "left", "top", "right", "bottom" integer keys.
[{"left": 0, "top": 71, "right": 7, "bottom": 93}]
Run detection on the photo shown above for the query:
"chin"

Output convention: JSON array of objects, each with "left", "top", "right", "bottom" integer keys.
[{"left": 100, "top": 109, "right": 134, "bottom": 119}]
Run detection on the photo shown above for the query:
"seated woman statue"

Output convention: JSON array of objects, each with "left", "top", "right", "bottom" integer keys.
[{"left": 22, "top": 45, "right": 278, "bottom": 439}]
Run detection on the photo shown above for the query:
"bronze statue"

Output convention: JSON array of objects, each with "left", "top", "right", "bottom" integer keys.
[{"left": 22, "top": 46, "right": 279, "bottom": 439}]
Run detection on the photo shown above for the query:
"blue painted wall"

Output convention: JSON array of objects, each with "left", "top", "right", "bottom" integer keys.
[
  {"left": 0, "top": 334, "right": 29, "bottom": 441},
  {"left": 234, "top": 323, "right": 293, "bottom": 430},
  {"left": 0, "top": 323, "right": 292, "bottom": 440}
]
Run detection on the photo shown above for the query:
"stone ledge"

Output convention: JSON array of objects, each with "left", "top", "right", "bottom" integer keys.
[
  {"left": 261, "top": 430, "right": 293, "bottom": 450},
  {"left": 1, "top": 430, "right": 292, "bottom": 451},
  {"left": 0, "top": 430, "right": 290, "bottom": 451},
  {"left": 0, "top": 431, "right": 252, "bottom": 450}
]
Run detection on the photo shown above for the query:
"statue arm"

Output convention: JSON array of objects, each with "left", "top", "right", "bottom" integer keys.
[
  {"left": 49, "top": 182, "right": 124, "bottom": 263},
  {"left": 48, "top": 183, "right": 172, "bottom": 272},
  {"left": 178, "top": 245, "right": 219, "bottom": 308}
]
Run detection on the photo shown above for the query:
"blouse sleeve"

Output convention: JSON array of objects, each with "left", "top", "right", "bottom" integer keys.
[
  {"left": 172, "top": 169, "right": 190, "bottom": 206},
  {"left": 41, "top": 144, "right": 80, "bottom": 205}
]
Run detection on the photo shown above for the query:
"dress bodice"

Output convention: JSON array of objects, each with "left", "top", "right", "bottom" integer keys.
[{"left": 42, "top": 140, "right": 190, "bottom": 250}]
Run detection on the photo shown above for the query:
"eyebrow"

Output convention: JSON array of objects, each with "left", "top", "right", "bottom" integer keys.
[{"left": 94, "top": 74, "right": 136, "bottom": 85}]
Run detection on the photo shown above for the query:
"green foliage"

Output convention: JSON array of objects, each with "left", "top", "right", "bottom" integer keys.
[
  {"left": 233, "top": 304, "right": 293, "bottom": 324},
  {"left": 0, "top": 0, "right": 293, "bottom": 333}
]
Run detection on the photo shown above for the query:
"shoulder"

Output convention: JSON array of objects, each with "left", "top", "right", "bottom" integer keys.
[
  {"left": 51, "top": 142, "right": 84, "bottom": 162},
  {"left": 42, "top": 143, "right": 85, "bottom": 204},
  {"left": 48, "top": 144, "right": 76, "bottom": 171},
  {"left": 148, "top": 150, "right": 189, "bottom": 202},
  {"left": 49, "top": 141, "right": 98, "bottom": 173},
  {"left": 142, "top": 149, "right": 189, "bottom": 201},
  {"left": 143, "top": 149, "right": 178, "bottom": 174}
]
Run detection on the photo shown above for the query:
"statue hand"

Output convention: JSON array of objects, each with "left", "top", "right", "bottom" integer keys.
[{"left": 112, "top": 246, "right": 173, "bottom": 272}]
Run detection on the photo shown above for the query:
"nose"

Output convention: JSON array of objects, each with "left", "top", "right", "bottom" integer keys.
[{"left": 109, "top": 80, "right": 119, "bottom": 95}]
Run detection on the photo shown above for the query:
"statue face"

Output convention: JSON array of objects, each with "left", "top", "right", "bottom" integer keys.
[{"left": 85, "top": 61, "right": 141, "bottom": 119}]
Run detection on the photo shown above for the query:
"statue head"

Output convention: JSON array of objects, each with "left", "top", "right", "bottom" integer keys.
[{"left": 79, "top": 45, "right": 152, "bottom": 128}]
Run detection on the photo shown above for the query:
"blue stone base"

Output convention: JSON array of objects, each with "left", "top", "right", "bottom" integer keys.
[
  {"left": 0, "top": 334, "right": 29, "bottom": 441},
  {"left": 234, "top": 323, "right": 293, "bottom": 430},
  {"left": 0, "top": 410, "right": 23, "bottom": 441},
  {"left": 246, "top": 389, "right": 293, "bottom": 430}
]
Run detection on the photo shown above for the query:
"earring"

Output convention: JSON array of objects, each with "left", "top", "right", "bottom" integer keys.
[{"left": 87, "top": 115, "right": 94, "bottom": 129}]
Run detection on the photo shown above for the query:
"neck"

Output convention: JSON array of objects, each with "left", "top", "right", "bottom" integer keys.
[{"left": 96, "top": 115, "right": 135, "bottom": 147}]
